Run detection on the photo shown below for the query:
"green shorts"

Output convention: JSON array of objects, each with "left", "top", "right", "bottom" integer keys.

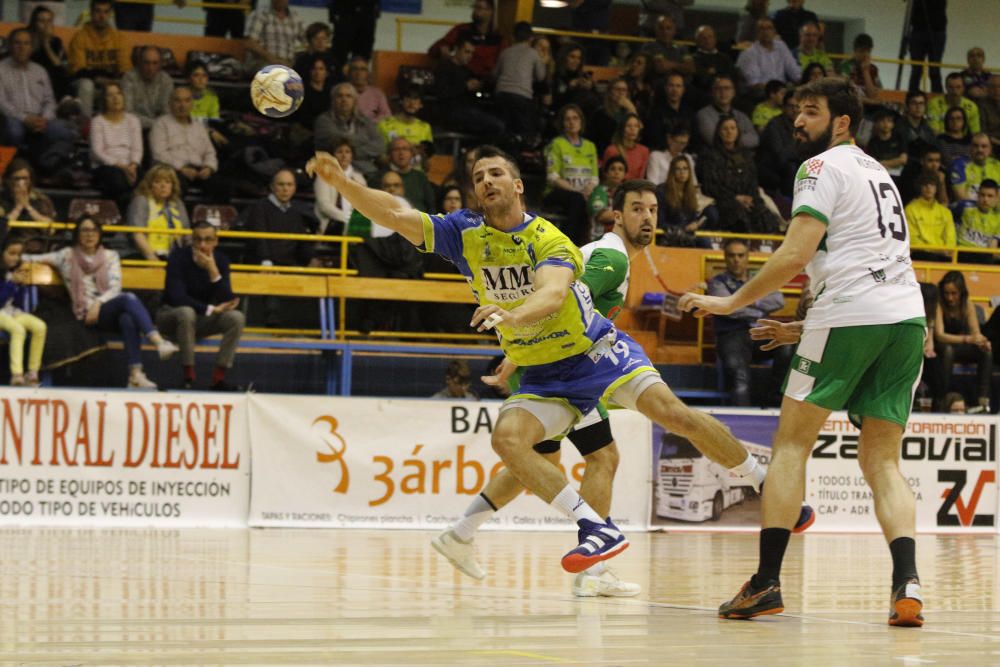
[{"left": 783, "top": 319, "right": 926, "bottom": 428}]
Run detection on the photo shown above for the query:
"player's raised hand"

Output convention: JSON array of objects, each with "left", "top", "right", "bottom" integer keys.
[
  {"left": 306, "top": 151, "right": 343, "bottom": 185},
  {"left": 471, "top": 304, "right": 515, "bottom": 332},
  {"left": 750, "top": 319, "right": 803, "bottom": 350},
  {"left": 677, "top": 292, "right": 735, "bottom": 318}
]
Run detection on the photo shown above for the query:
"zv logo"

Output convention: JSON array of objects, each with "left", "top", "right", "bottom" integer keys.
[
  {"left": 937, "top": 469, "right": 996, "bottom": 527},
  {"left": 313, "top": 416, "right": 350, "bottom": 494}
]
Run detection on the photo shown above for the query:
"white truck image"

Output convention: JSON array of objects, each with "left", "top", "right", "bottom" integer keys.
[{"left": 655, "top": 430, "right": 772, "bottom": 522}]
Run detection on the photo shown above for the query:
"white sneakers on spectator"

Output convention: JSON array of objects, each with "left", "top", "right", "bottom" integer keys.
[
  {"left": 156, "top": 340, "right": 179, "bottom": 360},
  {"left": 572, "top": 568, "right": 641, "bottom": 597},
  {"left": 431, "top": 530, "right": 485, "bottom": 580},
  {"left": 128, "top": 368, "right": 157, "bottom": 390}
]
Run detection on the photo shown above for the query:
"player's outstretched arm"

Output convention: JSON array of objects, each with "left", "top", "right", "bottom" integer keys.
[
  {"left": 750, "top": 319, "right": 803, "bottom": 350},
  {"left": 470, "top": 264, "right": 575, "bottom": 331},
  {"left": 307, "top": 152, "right": 424, "bottom": 246},
  {"left": 678, "top": 213, "right": 826, "bottom": 317}
]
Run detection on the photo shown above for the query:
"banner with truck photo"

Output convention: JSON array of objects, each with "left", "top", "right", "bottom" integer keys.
[
  {"left": 0, "top": 388, "right": 250, "bottom": 527},
  {"left": 246, "top": 394, "right": 653, "bottom": 531},
  {"left": 651, "top": 409, "right": 998, "bottom": 534}
]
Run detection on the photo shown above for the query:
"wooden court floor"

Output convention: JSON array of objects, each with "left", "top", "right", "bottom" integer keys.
[{"left": 1, "top": 528, "right": 998, "bottom": 666}]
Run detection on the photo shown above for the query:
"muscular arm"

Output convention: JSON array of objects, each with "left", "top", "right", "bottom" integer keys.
[{"left": 509, "top": 264, "right": 575, "bottom": 326}]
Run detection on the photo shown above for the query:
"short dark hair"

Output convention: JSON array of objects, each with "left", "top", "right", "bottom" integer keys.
[
  {"left": 90, "top": 0, "right": 112, "bottom": 10},
  {"left": 557, "top": 103, "right": 585, "bottom": 133},
  {"left": 979, "top": 178, "right": 999, "bottom": 192},
  {"left": 611, "top": 179, "right": 656, "bottom": 212},
  {"left": 513, "top": 21, "right": 533, "bottom": 41},
  {"left": 796, "top": 76, "right": 864, "bottom": 136},
  {"left": 668, "top": 121, "right": 691, "bottom": 137},
  {"left": 722, "top": 237, "right": 748, "bottom": 252},
  {"left": 7, "top": 27, "right": 30, "bottom": 43},
  {"left": 905, "top": 90, "right": 927, "bottom": 105},
  {"left": 305, "top": 21, "right": 330, "bottom": 41},
  {"left": 185, "top": 59, "right": 208, "bottom": 77},
  {"left": 764, "top": 79, "right": 786, "bottom": 96},
  {"left": 853, "top": 33, "right": 874, "bottom": 50},
  {"left": 873, "top": 107, "right": 896, "bottom": 123},
  {"left": 71, "top": 216, "right": 103, "bottom": 247},
  {"left": 915, "top": 173, "right": 938, "bottom": 190},
  {"left": 454, "top": 35, "right": 476, "bottom": 51},
  {"left": 400, "top": 86, "right": 422, "bottom": 100},
  {"left": 191, "top": 220, "right": 217, "bottom": 233},
  {"left": 946, "top": 72, "right": 963, "bottom": 83},
  {"left": 473, "top": 144, "right": 520, "bottom": 179},
  {"left": 782, "top": 89, "right": 796, "bottom": 105},
  {"left": 3, "top": 234, "right": 25, "bottom": 250}
]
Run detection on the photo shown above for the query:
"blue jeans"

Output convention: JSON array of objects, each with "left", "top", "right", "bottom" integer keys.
[
  {"left": 3, "top": 116, "right": 76, "bottom": 150},
  {"left": 96, "top": 293, "right": 155, "bottom": 367},
  {"left": 716, "top": 328, "right": 795, "bottom": 407}
]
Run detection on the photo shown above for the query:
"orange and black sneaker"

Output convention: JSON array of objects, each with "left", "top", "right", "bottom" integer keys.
[
  {"left": 889, "top": 578, "right": 924, "bottom": 627},
  {"left": 718, "top": 577, "right": 784, "bottom": 620}
]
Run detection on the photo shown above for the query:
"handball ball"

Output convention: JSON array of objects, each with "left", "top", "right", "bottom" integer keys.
[{"left": 251, "top": 64, "right": 304, "bottom": 118}]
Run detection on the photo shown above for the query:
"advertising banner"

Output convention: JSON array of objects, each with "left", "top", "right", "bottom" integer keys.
[
  {"left": 651, "top": 409, "right": 998, "bottom": 534},
  {"left": 0, "top": 388, "right": 250, "bottom": 527},
  {"left": 247, "top": 395, "right": 653, "bottom": 531}
]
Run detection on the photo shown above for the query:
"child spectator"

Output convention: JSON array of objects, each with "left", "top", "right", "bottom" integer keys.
[
  {"left": 751, "top": 80, "right": 786, "bottom": 131},
  {"left": 589, "top": 155, "right": 627, "bottom": 234},
  {"left": 865, "top": 109, "right": 908, "bottom": 177},
  {"left": 905, "top": 173, "right": 956, "bottom": 261},
  {"left": 956, "top": 178, "right": 1000, "bottom": 261},
  {"left": 0, "top": 237, "right": 47, "bottom": 386},
  {"left": 377, "top": 88, "right": 434, "bottom": 166}
]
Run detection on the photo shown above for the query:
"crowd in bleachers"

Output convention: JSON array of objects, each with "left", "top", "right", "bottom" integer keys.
[{"left": 0, "top": 0, "right": 992, "bottom": 409}]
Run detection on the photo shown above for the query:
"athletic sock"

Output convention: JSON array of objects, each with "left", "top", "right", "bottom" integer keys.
[
  {"left": 730, "top": 453, "right": 766, "bottom": 492},
  {"left": 584, "top": 560, "right": 607, "bottom": 576},
  {"left": 551, "top": 484, "right": 604, "bottom": 524},
  {"left": 451, "top": 493, "right": 497, "bottom": 541},
  {"left": 183, "top": 365, "right": 195, "bottom": 382},
  {"left": 752, "top": 527, "right": 791, "bottom": 586},
  {"left": 889, "top": 537, "right": 919, "bottom": 590},
  {"left": 211, "top": 365, "right": 226, "bottom": 385}
]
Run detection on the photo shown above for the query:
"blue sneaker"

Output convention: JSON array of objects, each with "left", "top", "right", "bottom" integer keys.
[
  {"left": 793, "top": 504, "right": 815, "bottom": 533},
  {"left": 561, "top": 518, "right": 629, "bottom": 573}
]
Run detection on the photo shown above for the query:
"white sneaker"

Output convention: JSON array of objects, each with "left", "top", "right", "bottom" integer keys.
[
  {"left": 128, "top": 370, "right": 157, "bottom": 390},
  {"left": 431, "top": 530, "right": 485, "bottom": 580},
  {"left": 572, "top": 569, "right": 641, "bottom": 597},
  {"left": 157, "top": 340, "right": 179, "bottom": 361}
]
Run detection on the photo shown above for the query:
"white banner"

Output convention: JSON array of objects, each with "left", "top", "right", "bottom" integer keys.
[
  {"left": 651, "top": 409, "right": 998, "bottom": 534},
  {"left": 0, "top": 388, "right": 251, "bottom": 527},
  {"left": 247, "top": 395, "right": 652, "bottom": 531}
]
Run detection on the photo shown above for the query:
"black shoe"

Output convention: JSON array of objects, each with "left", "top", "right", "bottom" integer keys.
[
  {"left": 210, "top": 380, "right": 243, "bottom": 392},
  {"left": 719, "top": 576, "right": 784, "bottom": 619}
]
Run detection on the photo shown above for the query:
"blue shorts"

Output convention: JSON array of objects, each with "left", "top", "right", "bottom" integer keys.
[{"left": 510, "top": 328, "right": 658, "bottom": 419}]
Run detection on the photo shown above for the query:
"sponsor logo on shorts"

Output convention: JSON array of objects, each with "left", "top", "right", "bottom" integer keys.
[{"left": 796, "top": 358, "right": 812, "bottom": 374}]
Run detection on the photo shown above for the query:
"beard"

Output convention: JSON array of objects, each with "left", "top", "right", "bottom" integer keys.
[{"left": 794, "top": 122, "right": 833, "bottom": 161}]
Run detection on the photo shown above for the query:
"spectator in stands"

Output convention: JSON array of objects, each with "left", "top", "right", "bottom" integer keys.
[
  {"left": 314, "top": 137, "right": 365, "bottom": 235},
  {"left": 961, "top": 47, "right": 989, "bottom": 101},
  {"left": 929, "top": 73, "right": 981, "bottom": 136},
  {"left": 25, "top": 217, "right": 178, "bottom": 389},
  {"left": 158, "top": 221, "right": 244, "bottom": 391},
  {"left": 709, "top": 237, "right": 792, "bottom": 406},
  {"left": 0, "top": 159, "right": 55, "bottom": 224},
  {"left": 440, "top": 185, "right": 464, "bottom": 213},
  {"left": 532, "top": 36, "right": 555, "bottom": 105},
  {"left": 349, "top": 56, "right": 390, "bottom": 123},
  {"left": 387, "top": 137, "right": 435, "bottom": 212},
  {"left": 981, "top": 75, "right": 1000, "bottom": 150},
  {"left": 908, "top": 0, "right": 947, "bottom": 93},
  {"left": 696, "top": 75, "right": 759, "bottom": 149},
  {"left": 127, "top": 164, "right": 190, "bottom": 262},
  {"left": 428, "top": 0, "right": 506, "bottom": 80},
  {"left": 90, "top": 81, "right": 142, "bottom": 209},
  {"left": 799, "top": 62, "right": 827, "bottom": 85},
  {"left": 553, "top": 43, "right": 599, "bottom": 115},
  {"left": 865, "top": 109, "right": 908, "bottom": 178},
  {"left": 690, "top": 25, "right": 736, "bottom": 103},
  {"left": 328, "top": 0, "right": 380, "bottom": 65},
  {"left": 150, "top": 87, "right": 219, "bottom": 194},
  {"left": 734, "top": 0, "right": 769, "bottom": 46},
  {"left": 699, "top": 115, "right": 779, "bottom": 233},
  {"left": 641, "top": 15, "right": 694, "bottom": 79},
  {"left": 0, "top": 236, "right": 46, "bottom": 386},
  {"left": 757, "top": 89, "right": 799, "bottom": 198},
  {"left": 431, "top": 36, "right": 505, "bottom": 142},
  {"left": 647, "top": 122, "right": 697, "bottom": 186},
  {"left": 622, "top": 53, "right": 653, "bottom": 119},
  {"left": 639, "top": 0, "right": 692, "bottom": 37},
  {"left": 736, "top": 18, "right": 801, "bottom": 94},
  {"left": 905, "top": 173, "right": 956, "bottom": 260},
  {"left": 941, "top": 392, "right": 967, "bottom": 414},
  {"left": 68, "top": 0, "right": 130, "bottom": 117},
  {"left": 293, "top": 22, "right": 338, "bottom": 82},
  {"left": 493, "top": 21, "right": 547, "bottom": 148},
  {"left": 588, "top": 155, "right": 626, "bottom": 232},
  {"left": 27, "top": 6, "right": 70, "bottom": 100},
  {"left": 793, "top": 22, "right": 833, "bottom": 73},
  {"left": 588, "top": 78, "right": 637, "bottom": 155},
  {"left": 432, "top": 360, "right": 477, "bottom": 399},
  {"left": 205, "top": 0, "right": 248, "bottom": 39},
  {"left": 956, "top": 179, "right": 1000, "bottom": 261},
  {"left": 839, "top": 33, "right": 882, "bottom": 103},
  {"left": 900, "top": 144, "right": 948, "bottom": 206},
  {"left": 899, "top": 91, "right": 937, "bottom": 154},
  {"left": 934, "top": 270, "right": 992, "bottom": 411},
  {"left": 377, "top": 87, "right": 433, "bottom": 164},
  {"left": 948, "top": 133, "right": 1000, "bottom": 205},
  {"left": 543, "top": 104, "right": 599, "bottom": 246},
  {"left": 445, "top": 148, "right": 479, "bottom": 213},
  {"left": 188, "top": 61, "right": 220, "bottom": 124},
  {"left": 121, "top": 46, "right": 174, "bottom": 131},
  {"left": 314, "top": 82, "right": 385, "bottom": 182},
  {"left": 937, "top": 107, "right": 973, "bottom": 168},
  {"left": 772, "top": 0, "right": 817, "bottom": 50},
  {"left": 603, "top": 114, "right": 650, "bottom": 180},
  {"left": 751, "top": 80, "right": 786, "bottom": 131},
  {"left": 244, "top": 168, "right": 316, "bottom": 267},
  {"left": 245, "top": 0, "right": 305, "bottom": 70},
  {"left": 292, "top": 53, "right": 333, "bottom": 141},
  {"left": 0, "top": 28, "right": 77, "bottom": 164},
  {"left": 643, "top": 71, "right": 695, "bottom": 152},
  {"left": 656, "top": 154, "right": 715, "bottom": 247}
]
